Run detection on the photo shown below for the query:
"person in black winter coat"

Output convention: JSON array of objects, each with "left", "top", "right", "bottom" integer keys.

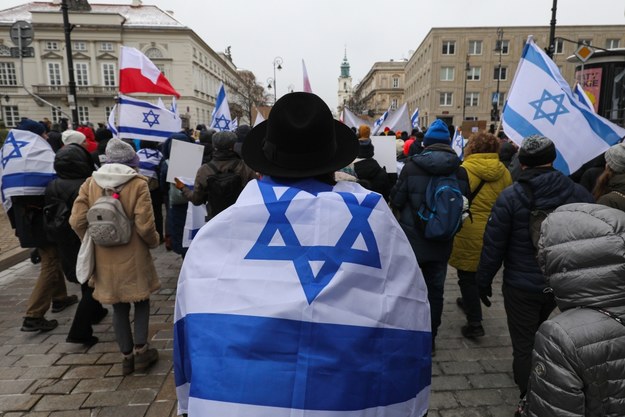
[
  {"left": 45, "top": 143, "right": 108, "bottom": 345},
  {"left": 91, "top": 127, "right": 113, "bottom": 168},
  {"left": 476, "top": 135, "right": 594, "bottom": 405},
  {"left": 353, "top": 126, "right": 392, "bottom": 201},
  {"left": 390, "top": 119, "right": 470, "bottom": 352}
]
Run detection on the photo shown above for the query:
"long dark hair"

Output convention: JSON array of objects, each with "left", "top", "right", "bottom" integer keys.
[{"left": 593, "top": 166, "right": 614, "bottom": 201}]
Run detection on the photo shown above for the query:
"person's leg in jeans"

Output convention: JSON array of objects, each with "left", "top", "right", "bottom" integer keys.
[
  {"left": 132, "top": 299, "right": 150, "bottom": 347},
  {"left": 419, "top": 261, "right": 448, "bottom": 342},
  {"left": 25, "top": 245, "right": 66, "bottom": 318},
  {"left": 112, "top": 302, "right": 133, "bottom": 355}
]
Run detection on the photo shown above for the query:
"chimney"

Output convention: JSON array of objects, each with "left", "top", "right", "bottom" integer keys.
[{"left": 131, "top": 0, "right": 143, "bottom": 6}]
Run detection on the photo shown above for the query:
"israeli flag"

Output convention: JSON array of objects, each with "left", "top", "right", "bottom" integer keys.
[
  {"left": 137, "top": 148, "right": 163, "bottom": 180},
  {"left": 372, "top": 107, "right": 390, "bottom": 135},
  {"left": 411, "top": 108, "right": 421, "bottom": 131},
  {"left": 107, "top": 104, "right": 119, "bottom": 137},
  {"left": 502, "top": 36, "right": 625, "bottom": 175},
  {"left": 0, "top": 129, "right": 56, "bottom": 212},
  {"left": 116, "top": 94, "right": 182, "bottom": 143},
  {"left": 452, "top": 127, "right": 464, "bottom": 159},
  {"left": 574, "top": 83, "right": 595, "bottom": 112},
  {"left": 174, "top": 178, "right": 431, "bottom": 417},
  {"left": 210, "top": 82, "right": 233, "bottom": 132}
]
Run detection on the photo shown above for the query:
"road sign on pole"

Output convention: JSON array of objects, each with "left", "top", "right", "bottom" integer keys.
[
  {"left": 575, "top": 45, "right": 594, "bottom": 63},
  {"left": 9, "top": 21, "right": 33, "bottom": 46}
]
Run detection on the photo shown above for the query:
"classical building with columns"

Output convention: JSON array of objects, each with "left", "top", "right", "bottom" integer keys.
[
  {"left": 0, "top": 0, "right": 249, "bottom": 128},
  {"left": 352, "top": 60, "right": 406, "bottom": 120}
]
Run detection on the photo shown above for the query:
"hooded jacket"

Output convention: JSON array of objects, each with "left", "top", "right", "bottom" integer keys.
[
  {"left": 449, "top": 153, "right": 512, "bottom": 271},
  {"left": 596, "top": 171, "right": 625, "bottom": 210},
  {"left": 70, "top": 163, "right": 160, "bottom": 304},
  {"left": 390, "top": 143, "right": 469, "bottom": 263},
  {"left": 476, "top": 167, "right": 594, "bottom": 293},
  {"left": 524, "top": 203, "right": 625, "bottom": 417}
]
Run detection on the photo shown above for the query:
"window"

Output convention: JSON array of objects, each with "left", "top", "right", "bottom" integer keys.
[
  {"left": 102, "top": 63, "right": 116, "bottom": 86},
  {"left": 468, "top": 40, "right": 482, "bottom": 55},
  {"left": 440, "top": 66, "right": 454, "bottom": 81},
  {"left": 391, "top": 98, "right": 398, "bottom": 110},
  {"left": 145, "top": 47, "right": 163, "bottom": 59},
  {"left": 3, "top": 106, "right": 20, "bottom": 127},
  {"left": 442, "top": 41, "right": 455, "bottom": 55},
  {"left": 494, "top": 67, "right": 508, "bottom": 81},
  {"left": 440, "top": 92, "right": 453, "bottom": 106},
  {"left": 73, "top": 41, "right": 87, "bottom": 51},
  {"left": 74, "top": 62, "right": 89, "bottom": 86},
  {"left": 467, "top": 66, "right": 481, "bottom": 81},
  {"left": 105, "top": 106, "right": 113, "bottom": 121},
  {"left": 78, "top": 106, "right": 89, "bottom": 123},
  {"left": 392, "top": 77, "right": 399, "bottom": 88},
  {"left": 47, "top": 62, "right": 62, "bottom": 85},
  {"left": 554, "top": 39, "right": 564, "bottom": 54},
  {"left": 0, "top": 62, "right": 17, "bottom": 86},
  {"left": 496, "top": 39, "right": 510, "bottom": 55},
  {"left": 491, "top": 92, "right": 505, "bottom": 107},
  {"left": 465, "top": 92, "right": 479, "bottom": 107},
  {"left": 46, "top": 41, "right": 59, "bottom": 51},
  {"left": 100, "top": 42, "right": 113, "bottom": 52},
  {"left": 606, "top": 39, "right": 620, "bottom": 49},
  {"left": 578, "top": 38, "right": 592, "bottom": 46},
  {"left": 51, "top": 106, "right": 62, "bottom": 123}
]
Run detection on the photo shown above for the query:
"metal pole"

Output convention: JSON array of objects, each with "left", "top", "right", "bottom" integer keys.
[
  {"left": 462, "top": 55, "right": 469, "bottom": 121},
  {"left": 61, "top": 0, "right": 79, "bottom": 127},
  {"left": 272, "top": 62, "right": 277, "bottom": 105},
  {"left": 547, "top": 0, "right": 558, "bottom": 59}
]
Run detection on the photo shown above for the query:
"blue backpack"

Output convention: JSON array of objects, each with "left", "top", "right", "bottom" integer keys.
[{"left": 417, "top": 173, "right": 464, "bottom": 241}]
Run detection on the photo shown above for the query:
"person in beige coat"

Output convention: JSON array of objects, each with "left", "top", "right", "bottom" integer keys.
[{"left": 70, "top": 138, "right": 160, "bottom": 375}]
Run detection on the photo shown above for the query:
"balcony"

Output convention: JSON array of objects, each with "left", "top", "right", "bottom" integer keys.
[{"left": 33, "top": 85, "right": 118, "bottom": 98}]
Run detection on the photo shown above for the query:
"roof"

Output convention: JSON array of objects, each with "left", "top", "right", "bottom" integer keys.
[{"left": 0, "top": 2, "right": 185, "bottom": 28}]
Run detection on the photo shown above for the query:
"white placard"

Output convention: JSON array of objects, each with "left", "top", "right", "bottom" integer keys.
[
  {"left": 166, "top": 140, "right": 204, "bottom": 183},
  {"left": 370, "top": 136, "right": 397, "bottom": 174}
]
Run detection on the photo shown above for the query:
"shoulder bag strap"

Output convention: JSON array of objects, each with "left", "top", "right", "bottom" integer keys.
[
  {"left": 580, "top": 306, "right": 625, "bottom": 327},
  {"left": 468, "top": 180, "right": 486, "bottom": 204}
]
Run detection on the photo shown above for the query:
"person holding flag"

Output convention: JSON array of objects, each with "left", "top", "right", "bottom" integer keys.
[{"left": 174, "top": 92, "right": 432, "bottom": 417}]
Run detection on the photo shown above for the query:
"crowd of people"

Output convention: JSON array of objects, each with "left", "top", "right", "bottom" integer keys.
[{"left": 1, "top": 91, "right": 624, "bottom": 416}]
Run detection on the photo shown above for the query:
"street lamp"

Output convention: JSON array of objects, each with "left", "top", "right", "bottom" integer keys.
[
  {"left": 272, "top": 56, "right": 283, "bottom": 104},
  {"left": 493, "top": 28, "right": 504, "bottom": 122},
  {"left": 462, "top": 55, "right": 470, "bottom": 121},
  {"left": 267, "top": 77, "right": 274, "bottom": 93}
]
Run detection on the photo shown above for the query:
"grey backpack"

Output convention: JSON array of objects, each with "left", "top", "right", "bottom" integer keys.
[{"left": 86, "top": 187, "right": 133, "bottom": 247}]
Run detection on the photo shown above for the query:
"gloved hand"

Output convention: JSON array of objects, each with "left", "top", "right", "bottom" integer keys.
[
  {"left": 30, "top": 248, "right": 41, "bottom": 265},
  {"left": 479, "top": 285, "right": 492, "bottom": 307}
]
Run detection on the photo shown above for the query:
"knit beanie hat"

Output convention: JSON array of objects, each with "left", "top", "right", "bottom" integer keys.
[
  {"left": 105, "top": 138, "right": 139, "bottom": 167},
  {"left": 16, "top": 118, "right": 46, "bottom": 136},
  {"left": 518, "top": 135, "right": 556, "bottom": 167},
  {"left": 423, "top": 119, "right": 450, "bottom": 146},
  {"left": 213, "top": 131, "right": 237, "bottom": 150},
  {"left": 95, "top": 127, "right": 113, "bottom": 142},
  {"left": 395, "top": 139, "right": 405, "bottom": 157},
  {"left": 61, "top": 129, "right": 86, "bottom": 146},
  {"left": 605, "top": 142, "right": 625, "bottom": 173},
  {"left": 357, "top": 138, "right": 374, "bottom": 159},
  {"left": 358, "top": 125, "right": 371, "bottom": 139}
]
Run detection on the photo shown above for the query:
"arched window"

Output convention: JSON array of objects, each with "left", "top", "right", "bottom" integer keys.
[{"left": 145, "top": 47, "right": 163, "bottom": 59}]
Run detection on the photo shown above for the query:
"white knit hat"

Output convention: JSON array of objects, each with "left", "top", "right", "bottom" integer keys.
[{"left": 61, "top": 129, "right": 86, "bottom": 146}]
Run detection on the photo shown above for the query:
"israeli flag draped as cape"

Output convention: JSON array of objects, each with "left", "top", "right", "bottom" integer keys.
[
  {"left": 0, "top": 129, "right": 56, "bottom": 211},
  {"left": 174, "top": 178, "right": 431, "bottom": 417},
  {"left": 137, "top": 148, "right": 163, "bottom": 180},
  {"left": 502, "top": 36, "right": 625, "bottom": 175}
]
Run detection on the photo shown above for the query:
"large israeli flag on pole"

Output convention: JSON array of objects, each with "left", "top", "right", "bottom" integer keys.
[
  {"left": 174, "top": 178, "right": 431, "bottom": 417},
  {"left": 116, "top": 94, "right": 182, "bottom": 143},
  {"left": 342, "top": 107, "right": 371, "bottom": 130},
  {"left": 411, "top": 108, "right": 421, "bottom": 131},
  {"left": 210, "top": 82, "right": 233, "bottom": 132},
  {"left": 371, "top": 107, "right": 390, "bottom": 135},
  {"left": 502, "top": 36, "right": 625, "bottom": 175},
  {"left": 574, "top": 83, "right": 595, "bottom": 112},
  {"left": 0, "top": 129, "right": 56, "bottom": 211}
]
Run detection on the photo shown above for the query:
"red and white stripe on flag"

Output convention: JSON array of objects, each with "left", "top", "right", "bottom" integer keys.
[{"left": 119, "top": 46, "right": 180, "bottom": 98}]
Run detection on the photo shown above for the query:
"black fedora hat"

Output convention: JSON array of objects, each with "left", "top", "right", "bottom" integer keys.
[{"left": 242, "top": 92, "right": 358, "bottom": 178}]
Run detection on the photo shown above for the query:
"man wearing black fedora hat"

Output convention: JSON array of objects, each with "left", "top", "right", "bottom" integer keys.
[{"left": 174, "top": 93, "right": 432, "bottom": 417}]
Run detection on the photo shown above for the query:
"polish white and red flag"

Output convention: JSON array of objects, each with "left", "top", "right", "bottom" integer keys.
[
  {"left": 119, "top": 46, "right": 180, "bottom": 98},
  {"left": 302, "top": 59, "right": 313, "bottom": 93}
]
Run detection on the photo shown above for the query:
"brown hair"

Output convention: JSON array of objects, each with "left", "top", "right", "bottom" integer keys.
[
  {"left": 463, "top": 132, "right": 500, "bottom": 157},
  {"left": 593, "top": 166, "right": 614, "bottom": 201}
]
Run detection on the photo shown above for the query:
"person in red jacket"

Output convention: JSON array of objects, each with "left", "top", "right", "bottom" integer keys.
[{"left": 76, "top": 123, "right": 97, "bottom": 153}]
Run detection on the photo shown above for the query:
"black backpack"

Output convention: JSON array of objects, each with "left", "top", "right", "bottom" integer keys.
[
  {"left": 519, "top": 181, "right": 557, "bottom": 251},
  {"left": 206, "top": 162, "right": 244, "bottom": 216},
  {"left": 43, "top": 182, "right": 75, "bottom": 243}
]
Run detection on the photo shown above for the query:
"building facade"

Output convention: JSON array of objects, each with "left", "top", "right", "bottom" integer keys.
[
  {"left": 352, "top": 60, "right": 406, "bottom": 119},
  {"left": 404, "top": 25, "right": 625, "bottom": 128},
  {"left": 0, "top": 0, "right": 248, "bottom": 129}
]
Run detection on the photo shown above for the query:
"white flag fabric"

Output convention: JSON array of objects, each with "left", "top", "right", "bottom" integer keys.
[
  {"left": 411, "top": 108, "right": 421, "bottom": 131},
  {"left": 371, "top": 107, "right": 390, "bottom": 135},
  {"left": 502, "top": 36, "right": 625, "bottom": 175},
  {"left": 253, "top": 110, "right": 265, "bottom": 127},
  {"left": 342, "top": 107, "right": 371, "bottom": 130},
  {"left": 137, "top": 148, "right": 163, "bottom": 180},
  {"left": 0, "top": 129, "right": 56, "bottom": 211},
  {"left": 382, "top": 103, "right": 412, "bottom": 134},
  {"left": 210, "top": 82, "right": 233, "bottom": 132},
  {"left": 174, "top": 178, "right": 431, "bottom": 417},
  {"left": 452, "top": 127, "right": 464, "bottom": 159},
  {"left": 116, "top": 94, "right": 182, "bottom": 143},
  {"left": 107, "top": 104, "right": 119, "bottom": 137},
  {"left": 574, "top": 83, "right": 595, "bottom": 112},
  {"left": 182, "top": 202, "right": 207, "bottom": 248}
]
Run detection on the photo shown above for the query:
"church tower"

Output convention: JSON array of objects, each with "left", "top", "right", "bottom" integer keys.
[{"left": 337, "top": 49, "right": 353, "bottom": 115}]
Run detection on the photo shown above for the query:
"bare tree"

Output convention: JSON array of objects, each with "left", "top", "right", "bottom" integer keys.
[
  {"left": 230, "top": 70, "right": 270, "bottom": 124},
  {"left": 345, "top": 89, "right": 368, "bottom": 116}
]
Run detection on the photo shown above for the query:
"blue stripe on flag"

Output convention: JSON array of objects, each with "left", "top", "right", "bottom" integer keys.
[
  {"left": 503, "top": 106, "right": 571, "bottom": 174},
  {"left": 523, "top": 43, "right": 552, "bottom": 78},
  {"left": 0, "top": 172, "right": 57, "bottom": 189},
  {"left": 118, "top": 126, "right": 174, "bottom": 138},
  {"left": 139, "top": 161, "right": 158, "bottom": 171},
  {"left": 174, "top": 313, "right": 431, "bottom": 411},
  {"left": 118, "top": 97, "right": 161, "bottom": 110},
  {"left": 564, "top": 94, "right": 624, "bottom": 147}
]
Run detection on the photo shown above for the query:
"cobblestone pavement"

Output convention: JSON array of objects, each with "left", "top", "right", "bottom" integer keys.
[{"left": 0, "top": 210, "right": 515, "bottom": 417}]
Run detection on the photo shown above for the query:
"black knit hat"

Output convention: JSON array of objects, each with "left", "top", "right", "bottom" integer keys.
[{"left": 518, "top": 135, "right": 556, "bottom": 167}]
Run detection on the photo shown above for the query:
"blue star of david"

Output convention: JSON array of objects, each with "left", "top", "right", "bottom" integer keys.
[
  {"left": 142, "top": 149, "right": 160, "bottom": 159},
  {"left": 1, "top": 132, "right": 29, "bottom": 168},
  {"left": 246, "top": 182, "right": 382, "bottom": 304},
  {"left": 213, "top": 115, "right": 231, "bottom": 130},
  {"left": 142, "top": 110, "right": 160, "bottom": 128},
  {"left": 529, "top": 89, "right": 569, "bottom": 125}
]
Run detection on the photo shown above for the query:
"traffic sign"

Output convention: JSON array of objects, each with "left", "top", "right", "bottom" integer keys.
[
  {"left": 9, "top": 20, "right": 33, "bottom": 47},
  {"left": 575, "top": 45, "right": 594, "bottom": 63}
]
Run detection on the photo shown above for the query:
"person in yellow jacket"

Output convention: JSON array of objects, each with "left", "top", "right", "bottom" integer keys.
[{"left": 449, "top": 132, "right": 512, "bottom": 338}]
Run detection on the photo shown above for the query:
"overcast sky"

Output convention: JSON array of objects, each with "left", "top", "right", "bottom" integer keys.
[{"left": 4, "top": 0, "right": 625, "bottom": 110}]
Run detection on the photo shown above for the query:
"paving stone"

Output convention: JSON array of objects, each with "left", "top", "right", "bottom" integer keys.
[
  {"left": 155, "top": 374, "right": 176, "bottom": 401},
  {"left": 432, "top": 375, "right": 471, "bottom": 391},
  {"left": 94, "top": 405, "right": 149, "bottom": 417},
  {"left": 438, "top": 408, "right": 490, "bottom": 417},
  {"left": 119, "top": 375, "right": 166, "bottom": 391},
  {"left": 145, "top": 400, "right": 175, "bottom": 417},
  {"left": 20, "top": 366, "right": 69, "bottom": 380},
  {"left": 13, "top": 354, "right": 62, "bottom": 368},
  {"left": 63, "top": 365, "right": 111, "bottom": 380},
  {"left": 72, "top": 377, "right": 123, "bottom": 394},
  {"left": 48, "top": 411, "right": 92, "bottom": 417},
  {"left": 82, "top": 390, "right": 137, "bottom": 407},
  {"left": 0, "top": 379, "right": 35, "bottom": 394},
  {"left": 479, "top": 358, "right": 512, "bottom": 373},
  {"left": 455, "top": 389, "right": 505, "bottom": 407},
  {"left": 429, "top": 391, "right": 459, "bottom": 410},
  {"left": 467, "top": 373, "right": 516, "bottom": 389},
  {"left": 7, "top": 343, "right": 55, "bottom": 356},
  {"left": 34, "top": 379, "right": 79, "bottom": 395},
  {"left": 0, "top": 366, "right": 27, "bottom": 380},
  {"left": 55, "top": 353, "right": 102, "bottom": 366},
  {"left": 0, "top": 393, "right": 42, "bottom": 412},
  {"left": 439, "top": 361, "right": 484, "bottom": 375},
  {"left": 33, "top": 393, "right": 88, "bottom": 411}
]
